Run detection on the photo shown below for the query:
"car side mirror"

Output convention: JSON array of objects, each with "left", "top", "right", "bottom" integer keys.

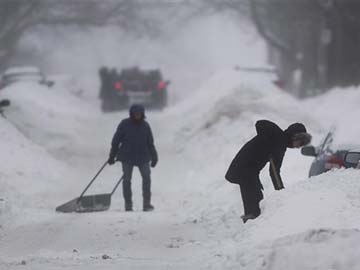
[
  {"left": 344, "top": 152, "right": 360, "bottom": 168},
  {"left": 301, "top": 145, "right": 317, "bottom": 157}
]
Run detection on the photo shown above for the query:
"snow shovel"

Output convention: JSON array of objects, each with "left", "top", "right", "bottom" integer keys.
[{"left": 56, "top": 161, "right": 124, "bottom": 213}]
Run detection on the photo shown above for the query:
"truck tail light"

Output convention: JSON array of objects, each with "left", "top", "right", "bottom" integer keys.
[
  {"left": 157, "top": 81, "right": 165, "bottom": 90},
  {"left": 114, "top": 81, "right": 122, "bottom": 91}
]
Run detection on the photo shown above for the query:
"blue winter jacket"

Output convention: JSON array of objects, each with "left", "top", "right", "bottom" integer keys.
[{"left": 109, "top": 118, "right": 158, "bottom": 166}]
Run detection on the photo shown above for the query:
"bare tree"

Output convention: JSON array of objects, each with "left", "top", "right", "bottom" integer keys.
[
  {"left": 249, "top": 0, "right": 360, "bottom": 97},
  {"left": 0, "top": 0, "right": 145, "bottom": 71},
  {"left": 0, "top": 1, "right": 44, "bottom": 70}
]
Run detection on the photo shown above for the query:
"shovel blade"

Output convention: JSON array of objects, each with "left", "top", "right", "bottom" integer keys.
[
  {"left": 55, "top": 197, "right": 80, "bottom": 213},
  {"left": 77, "top": 194, "right": 111, "bottom": 212},
  {"left": 56, "top": 194, "right": 112, "bottom": 213}
]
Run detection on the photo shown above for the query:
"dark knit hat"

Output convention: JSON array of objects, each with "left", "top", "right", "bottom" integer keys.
[{"left": 284, "top": 123, "right": 307, "bottom": 137}]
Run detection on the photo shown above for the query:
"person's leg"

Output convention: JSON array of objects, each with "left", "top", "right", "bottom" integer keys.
[
  {"left": 239, "top": 183, "right": 251, "bottom": 216},
  {"left": 138, "top": 163, "right": 153, "bottom": 211},
  {"left": 248, "top": 190, "right": 261, "bottom": 217},
  {"left": 240, "top": 175, "right": 262, "bottom": 223},
  {"left": 122, "top": 162, "right": 134, "bottom": 211},
  {"left": 247, "top": 176, "right": 262, "bottom": 217},
  {"left": 255, "top": 176, "right": 264, "bottom": 201}
]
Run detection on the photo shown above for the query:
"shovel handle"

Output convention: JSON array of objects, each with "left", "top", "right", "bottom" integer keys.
[
  {"left": 111, "top": 175, "right": 124, "bottom": 195},
  {"left": 78, "top": 160, "right": 108, "bottom": 200}
]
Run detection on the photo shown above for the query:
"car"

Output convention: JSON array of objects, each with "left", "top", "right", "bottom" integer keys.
[
  {"left": 99, "top": 66, "right": 170, "bottom": 112},
  {"left": 344, "top": 151, "right": 360, "bottom": 169},
  {"left": 301, "top": 130, "right": 360, "bottom": 177},
  {"left": 0, "top": 99, "right": 10, "bottom": 117},
  {"left": 0, "top": 66, "right": 54, "bottom": 90}
]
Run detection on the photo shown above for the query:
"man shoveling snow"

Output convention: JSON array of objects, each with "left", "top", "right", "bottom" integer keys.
[
  {"left": 225, "top": 120, "right": 311, "bottom": 223},
  {"left": 108, "top": 104, "right": 158, "bottom": 212}
]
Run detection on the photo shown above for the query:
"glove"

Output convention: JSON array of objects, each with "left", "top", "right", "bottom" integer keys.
[
  {"left": 150, "top": 159, "right": 157, "bottom": 168},
  {"left": 108, "top": 157, "right": 115, "bottom": 165}
]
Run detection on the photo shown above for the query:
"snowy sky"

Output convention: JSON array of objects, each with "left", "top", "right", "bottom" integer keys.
[
  {"left": 23, "top": 12, "right": 265, "bottom": 103},
  {"left": 1, "top": 11, "right": 360, "bottom": 270}
]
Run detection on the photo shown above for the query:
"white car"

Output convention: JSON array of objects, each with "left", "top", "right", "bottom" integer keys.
[{"left": 0, "top": 66, "right": 54, "bottom": 89}]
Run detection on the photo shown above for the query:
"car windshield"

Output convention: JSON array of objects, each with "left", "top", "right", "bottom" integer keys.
[
  {"left": 2, "top": 69, "right": 43, "bottom": 84},
  {"left": 5, "top": 72, "right": 41, "bottom": 78},
  {"left": 313, "top": 130, "right": 360, "bottom": 154}
]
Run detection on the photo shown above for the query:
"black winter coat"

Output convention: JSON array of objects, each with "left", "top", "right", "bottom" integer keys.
[
  {"left": 225, "top": 120, "right": 289, "bottom": 190},
  {"left": 109, "top": 118, "right": 158, "bottom": 166}
]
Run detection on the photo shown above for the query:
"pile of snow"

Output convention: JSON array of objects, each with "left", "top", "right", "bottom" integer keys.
[
  {"left": 303, "top": 86, "right": 360, "bottom": 147},
  {"left": 162, "top": 69, "right": 319, "bottom": 192},
  {"left": 0, "top": 82, "right": 122, "bottom": 229},
  {"left": 203, "top": 169, "right": 360, "bottom": 270},
  {"left": 6, "top": 6, "right": 360, "bottom": 269},
  {"left": 1, "top": 63, "right": 360, "bottom": 269},
  {"left": 0, "top": 82, "right": 108, "bottom": 229},
  {"left": 0, "top": 113, "right": 74, "bottom": 228},
  {"left": 0, "top": 82, "right": 105, "bottom": 162},
  {"left": 261, "top": 228, "right": 360, "bottom": 270},
  {"left": 156, "top": 69, "right": 360, "bottom": 269}
]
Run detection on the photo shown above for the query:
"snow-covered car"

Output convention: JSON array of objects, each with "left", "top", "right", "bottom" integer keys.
[
  {"left": 0, "top": 99, "right": 10, "bottom": 116},
  {"left": 344, "top": 151, "right": 360, "bottom": 169},
  {"left": 100, "top": 67, "right": 170, "bottom": 112},
  {"left": 301, "top": 131, "right": 360, "bottom": 177},
  {"left": 0, "top": 66, "right": 54, "bottom": 90}
]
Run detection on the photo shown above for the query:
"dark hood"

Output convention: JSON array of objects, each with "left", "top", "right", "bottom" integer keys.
[
  {"left": 255, "top": 120, "right": 283, "bottom": 138},
  {"left": 284, "top": 123, "right": 307, "bottom": 146},
  {"left": 129, "top": 104, "right": 145, "bottom": 120},
  {"left": 284, "top": 123, "right": 307, "bottom": 138}
]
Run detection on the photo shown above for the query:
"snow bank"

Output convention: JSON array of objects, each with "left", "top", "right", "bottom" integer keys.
[
  {"left": 0, "top": 113, "right": 74, "bottom": 228},
  {"left": 162, "top": 69, "right": 318, "bottom": 195},
  {"left": 261, "top": 228, "right": 360, "bottom": 270},
  {"left": 205, "top": 169, "right": 360, "bottom": 270},
  {"left": 303, "top": 87, "right": 360, "bottom": 146},
  {"left": 1, "top": 48, "right": 360, "bottom": 269},
  {"left": 252, "top": 169, "right": 360, "bottom": 239},
  {"left": 0, "top": 82, "right": 104, "bottom": 162},
  {"left": 0, "top": 81, "right": 106, "bottom": 228},
  {"left": 159, "top": 69, "right": 360, "bottom": 269}
]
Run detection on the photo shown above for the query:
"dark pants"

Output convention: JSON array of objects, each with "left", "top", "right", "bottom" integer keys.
[
  {"left": 239, "top": 175, "right": 263, "bottom": 216},
  {"left": 122, "top": 162, "right": 151, "bottom": 204}
]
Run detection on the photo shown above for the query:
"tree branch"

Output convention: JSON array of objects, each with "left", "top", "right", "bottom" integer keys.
[{"left": 249, "top": 0, "right": 294, "bottom": 57}]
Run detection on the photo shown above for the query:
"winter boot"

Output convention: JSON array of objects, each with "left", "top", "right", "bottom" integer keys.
[
  {"left": 143, "top": 200, "right": 154, "bottom": 212},
  {"left": 241, "top": 213, "right": 260, "bottom": 223},
  {"left": 125, "top": 201, "right": 133, "bottom": 212},
  {"left": 143, "top": 204, "right": 154, "bottom": 212}
]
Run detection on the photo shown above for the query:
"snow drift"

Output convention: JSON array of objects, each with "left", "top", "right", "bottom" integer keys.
[{"left": 0, "top": 58, "right": 360, "bottom": 270}]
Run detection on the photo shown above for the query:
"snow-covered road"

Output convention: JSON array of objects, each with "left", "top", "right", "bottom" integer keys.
[
  {"left": 1, "top": 70, "right": 360, "bottom": 270},
  {"left": 0, "top": 94, "right": 220, "bottom": 269}
]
